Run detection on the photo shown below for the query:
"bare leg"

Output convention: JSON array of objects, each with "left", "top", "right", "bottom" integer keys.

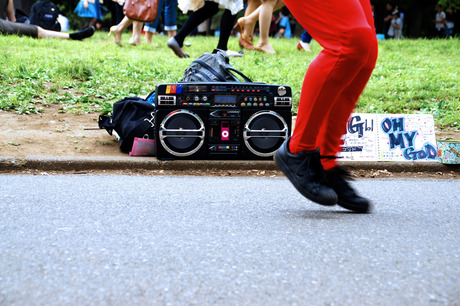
[
  {"left": 37, "top": 27, "right": 69, "bottom": 39},
  {"left": 256, "top": 0, "right": 280, "bottom": 53},
  {"left": 238, "top": 0, "right": 261, "bottom": 43},
  {"left": 167, "top": 30, "right": 176, "bottom": 38},
  {"left": 37, "top": 26, "right": 95, "bottom": 40},
  {"left": 109, "top": 16, "right": 133, "bottom": 44},
  {"left": 129, "top": 21, "right": 143, "bottom": 45},
  {"left": 236, "top": 0, "right": 285, "bottom": 51},
  {"left": 145, "top": 31, "right": 154, "bottom": 43}
]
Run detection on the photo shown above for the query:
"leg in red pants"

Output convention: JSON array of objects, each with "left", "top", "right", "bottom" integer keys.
[{"left": 275, "top": 0, "right": 378, "bottom": 212}]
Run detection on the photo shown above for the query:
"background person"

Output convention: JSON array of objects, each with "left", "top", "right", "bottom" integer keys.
[
  {"left": 274, "top": 6, "right": 291, "bottom": 38},
  {"left": 445, "top": 6, "right": 455, "bottom": 38},
  {"left": 144, "top": 0, "right": 178, "bottom": 44},
  {"left": 74, "top": 0, "right": 103, "bottom": 29},
  {"left": 297, "top": 29, "right": 312, "bottom": 52},
  {"left": 1, "top": 0, "right": 95, "bottom": 39},
  {"left": 390, "top": 10, "right": 402, "bottom": 39},
  {"left": 434, "top": 4, "right": 446, "bottom": 37},
  {"left": 108, "top": 0, "right": 144, "bottom": 46},
  {"left": 167, "top": 0, "right": 244, "bottom": 58},
  {"left": 234, "top": 0, "right": 285, "bottom": 53}
]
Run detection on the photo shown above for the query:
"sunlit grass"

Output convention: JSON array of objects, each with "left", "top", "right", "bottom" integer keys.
[{"left": 0, "top": 32, "right": 458, "bottom": 128}]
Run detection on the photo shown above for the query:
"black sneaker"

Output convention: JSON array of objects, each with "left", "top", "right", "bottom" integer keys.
[
  {"left": 275, "top": 139, "right": 338, "bottom": 206},
  {"left": 69, "top": 26, "right": 95, "bottom": 40},
  {"left": 325, "top": 167, "right": 372, "bottom": 213}
]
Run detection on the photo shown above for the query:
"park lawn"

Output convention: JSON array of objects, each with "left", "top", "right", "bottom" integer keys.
[{"left": 0, "top": 32, "right": 458, "bottom": 129}]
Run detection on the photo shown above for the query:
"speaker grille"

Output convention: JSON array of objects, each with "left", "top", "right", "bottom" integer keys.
[
  {"left": 159, "top": 110, "right": 205, "bottom": 157},
  {"left": 243, "top": 111, "right": 288, "bottom": 157}
]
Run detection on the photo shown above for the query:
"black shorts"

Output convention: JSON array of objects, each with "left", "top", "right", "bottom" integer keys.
[{"left": 0, "top": 19, "right": 38, "bottom": 38}]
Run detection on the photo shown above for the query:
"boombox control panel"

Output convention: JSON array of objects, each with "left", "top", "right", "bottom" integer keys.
[
  {"left": 154, "top": 82, "right": 292, "bottom": 160},
  {"left": 156, "top": 82, "right": 292, "bottom": 109}
]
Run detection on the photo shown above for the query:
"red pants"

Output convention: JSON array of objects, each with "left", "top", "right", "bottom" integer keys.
[{"left": 284, "top": 0, "right": 378, "bottom": 170}]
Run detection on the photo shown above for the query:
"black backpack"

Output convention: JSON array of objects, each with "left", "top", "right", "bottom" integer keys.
[
  {"left": 29, "top": 1, "right": 61, "bottom": 31},
  {"left": 182, "top": 49, "right": 253, "bottom": 83},
  {"left": 98, "top": 96, "right": 156, "bottom": 153}
]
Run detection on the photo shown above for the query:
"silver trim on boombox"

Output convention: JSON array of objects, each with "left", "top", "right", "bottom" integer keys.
[
  {"left": 243, "top": 110, "right": 289, "bottom": 157},
  {"left": 159, "top": 109, "right": 205, "bottom": 157}
]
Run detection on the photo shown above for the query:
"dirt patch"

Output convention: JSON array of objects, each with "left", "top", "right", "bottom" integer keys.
[
  {"left": 0, "top": 104, "right": 458, "bottom": 179},
  {"left": 0, "top": 104, "right": 123, "bottom": 157}
]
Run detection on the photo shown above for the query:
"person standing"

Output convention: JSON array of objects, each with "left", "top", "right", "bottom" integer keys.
[
  {"left": 434, "top": 4, "right": 446, "bottom": 37},
  {"left": 445, "top": 6, "right": 455, "bottom": 38},
  {"left": 383, "top": 2, "right": 394, "bottom": 39},
  {"left": 390, "top": 11, "right": 402, "bottom": 39},
  {"left": 275, "top": 0, "right": 378, "bottom": 213},
  {"left": 74, "top": 0, "right": 103, "bottom": 29},
  {"left": 144, "top": 0, "right": 178, "bottom": 43}
]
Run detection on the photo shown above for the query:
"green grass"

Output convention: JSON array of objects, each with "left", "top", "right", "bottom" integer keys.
[{"left": 0, "top": 32, "right": 458, "bottom": 129}]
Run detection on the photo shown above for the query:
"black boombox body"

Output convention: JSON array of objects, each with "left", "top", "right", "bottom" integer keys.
[{"left": 154, "top": 82, "right": 292, "bottom": 160}]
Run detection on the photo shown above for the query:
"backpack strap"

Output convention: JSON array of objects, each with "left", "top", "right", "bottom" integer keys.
[
  {"left": 98, "top": 115, "right": 114, "bottom": 135},
  {"left": 226, "top": 67, "right": 253, "bottom": 82}
]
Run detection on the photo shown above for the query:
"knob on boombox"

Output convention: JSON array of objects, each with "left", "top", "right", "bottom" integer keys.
[
  {"left": 158, "top": 109, "right": 205, "bottom": 157},
  {"left": 243, "top": 110, "right": 288, "bottom": 157}
]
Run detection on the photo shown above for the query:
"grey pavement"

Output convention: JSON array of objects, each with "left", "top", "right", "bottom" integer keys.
[
  {"left": 1, "top": 175, "right": 459, "bottom": 305},
  {"left": 0, "top": 155, "right": 459, "bottom": 174}
]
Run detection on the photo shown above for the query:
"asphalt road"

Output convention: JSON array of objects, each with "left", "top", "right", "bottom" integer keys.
[{"left": 1, "top": 175, "right": 459, "bottom": 305}]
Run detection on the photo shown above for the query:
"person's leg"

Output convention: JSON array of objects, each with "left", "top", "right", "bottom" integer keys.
[
  {"left": 276, "top": 0, "right": 377, "bottom": 209},
  {"left": 109, "top": 16, "right": 133, "bottom": 44},
  {"left": 168, "top": 1, "right": 219, "bottom": 57},
  {"left": 315, "top": 0, "right": 377, "bottom": 213},
  {"left": 37, "top": 27, "right": 67, "bottom": 38},
  {"left": 235, "top": 0, "right": 261, "bottom": 49},
  {"left": 164, "top": 0, "right": 178, "bottom": 38},
  {"left": 216, "top": 9, "right": 237, "bottom": 51},
  {"left": 173, "top": 1, "right": 219, "bottom": 46},
  {"left": 129, "top": 21, "right": 144, "bottom": 45},
  {"left": 144, "top": 0, "right": 165, "bottom": 42},
  {"left": 285, "top": 0, "right": 376, "bottom": 154},
  {"left": 301, "top": 30, "right": 312, "bottom": 44},
  {"left": 144, "top": 26, "right": 155, "bottom": 43},
  {"left": 37, "top": 26, "right": 95, "bottom": 40},
  {"left": 297, "top": 29, "right": 312, "bottom": 51},
  {"left": 256, "top": 0, "right": 281, "bottom": 53},
  {"left": 314, "top": 0, "right": 378, "bottom": 171}
]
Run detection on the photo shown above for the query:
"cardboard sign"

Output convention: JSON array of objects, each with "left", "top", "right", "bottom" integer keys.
[{"left": 339, "top": 114, "right": 437, "bottom": 162}]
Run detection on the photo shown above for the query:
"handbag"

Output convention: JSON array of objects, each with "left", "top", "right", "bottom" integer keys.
[
  {"left": 98, "top": 96, "right": 156, "bottom": 153},
  {"left": 123, "top": 0, "right": 158, "bottom": 23}
]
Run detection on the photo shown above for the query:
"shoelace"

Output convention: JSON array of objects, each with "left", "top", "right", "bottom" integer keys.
[{"left": 296, "top": 152, "right": 328, "bottom": 184}]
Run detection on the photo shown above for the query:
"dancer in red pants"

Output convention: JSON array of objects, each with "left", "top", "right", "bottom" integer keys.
[{"left": 275, "top": 0, "right": 378, "bottom": 213}]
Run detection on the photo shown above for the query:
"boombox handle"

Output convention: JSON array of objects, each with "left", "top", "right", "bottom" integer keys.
[{"left": 213, "top": 48, "right": 253, "bottom": 83}]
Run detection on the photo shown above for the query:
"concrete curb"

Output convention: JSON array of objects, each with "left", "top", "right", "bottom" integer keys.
[{"left": 0, "top": 156, "right": 458, "bottom": 173}]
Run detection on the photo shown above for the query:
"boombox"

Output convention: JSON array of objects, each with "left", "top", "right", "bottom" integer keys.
[{"left": 154, "top": 82, "right": 292, "bottom": 160}]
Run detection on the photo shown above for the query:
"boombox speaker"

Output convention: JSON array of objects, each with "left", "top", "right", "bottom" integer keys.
[{"left": 155, "top": 82, "right": 292, "bottom": 160}]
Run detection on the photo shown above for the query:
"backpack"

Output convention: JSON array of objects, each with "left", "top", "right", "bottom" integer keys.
[
  {"left": 29, "top": 1, "right": 61, "bottom": 31},
  {"left": 182, "top": 49, "right": 253, "bottom": 83},
  {"left": 98, "top": 96, "right": 156, "bottom": 153}
]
